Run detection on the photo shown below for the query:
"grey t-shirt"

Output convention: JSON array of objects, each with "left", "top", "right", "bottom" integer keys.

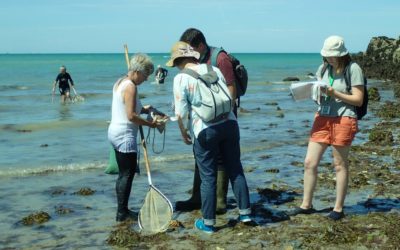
[{"left": 316, "top": 63, "right": 364, "bottom": 118}]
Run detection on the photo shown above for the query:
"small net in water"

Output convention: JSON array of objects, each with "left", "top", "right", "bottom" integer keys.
[
  {"left": 72, "top": 95, "right": 85, "bottom": 102},
  {"left": 138, "top": 186, "right": 173, "bottom": 234}
]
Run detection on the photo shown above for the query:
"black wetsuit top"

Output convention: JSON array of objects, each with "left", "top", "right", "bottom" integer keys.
[{"left": 56, "top": 73, "right": 74, "bottom": 89}]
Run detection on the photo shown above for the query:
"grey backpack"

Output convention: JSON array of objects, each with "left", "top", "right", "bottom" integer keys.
[{"left": 181, "top": 65, "right": 232, "bottom": 123}]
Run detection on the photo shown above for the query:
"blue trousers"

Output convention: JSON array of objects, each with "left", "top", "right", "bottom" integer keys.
[{"left": 193, "top": 120, "right": 251, "bottom": 226}]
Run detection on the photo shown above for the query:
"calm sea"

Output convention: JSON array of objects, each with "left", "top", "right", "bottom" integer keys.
[
  {"left": 0, "top": 53, "right": 386, "bottom": 248},
  {"left": 0, "top": 53, "right": 323, "bottom": 175}
]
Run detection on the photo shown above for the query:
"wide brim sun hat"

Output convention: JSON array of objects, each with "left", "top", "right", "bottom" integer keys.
[
  {"left": 320, "top": 35, "right": 349, "bottom": 57},
  {"left": 166, "top": 41, "right": 200, "bottom": 67}
]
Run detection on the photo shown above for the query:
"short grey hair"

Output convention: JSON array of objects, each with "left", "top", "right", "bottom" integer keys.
[{"left": 129, "top": 53, "right": 154, "bottom": 76}]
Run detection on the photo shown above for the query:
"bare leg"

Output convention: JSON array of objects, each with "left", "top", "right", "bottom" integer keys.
[
  {"left": 301, "top": 141, "right": 328, "bottom": 209},
  {"left": 65, "top": 91, "right": 72, "bottom": 102},
  {"left": 331, "top": 145, "right": 350, "bottom": 212},
  {"left": 61, "top": 94, "right": 66, "bottom": 103}
]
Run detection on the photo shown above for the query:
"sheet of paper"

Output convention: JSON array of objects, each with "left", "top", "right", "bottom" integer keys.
[{"left": 289, "top": 81, "right": 327, "bottom": 101}]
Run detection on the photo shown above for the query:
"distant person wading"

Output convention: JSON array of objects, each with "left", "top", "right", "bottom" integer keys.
[
  {"left": 52, "top": 66, "right": 78, "bottom": 103},
  {"left": 155, "top": 65, "right": 168, "bottom": 84}
]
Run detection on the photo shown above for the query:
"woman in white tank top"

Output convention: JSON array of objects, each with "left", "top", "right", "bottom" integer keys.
[{"left": 108, "top": 53, "right": 161, "bottom": 222}]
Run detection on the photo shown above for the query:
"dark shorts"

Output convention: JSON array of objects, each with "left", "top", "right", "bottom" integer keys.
[{"left": 59, "top": 87, "right": 70, "bottom": 95}]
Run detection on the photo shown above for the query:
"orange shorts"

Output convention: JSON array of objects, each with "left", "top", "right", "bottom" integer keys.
[{"left": 310, "top": 114, "right": 358, "bottom": 146}]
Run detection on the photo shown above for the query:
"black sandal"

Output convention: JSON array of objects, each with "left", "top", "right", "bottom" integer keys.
[
  {"left": 288, "top": 206, "right": 316, "bottom": 216},
  {"left": 327, "top": 211, "right": 345, "bottom": 221}
]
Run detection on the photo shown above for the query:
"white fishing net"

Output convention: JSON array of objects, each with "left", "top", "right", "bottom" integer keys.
[
  {"left": 72, "top": 95, "right": 85, "bottom": 102},
  {"left": 138, "top": 186, "right": 173, "bottom": 234}
]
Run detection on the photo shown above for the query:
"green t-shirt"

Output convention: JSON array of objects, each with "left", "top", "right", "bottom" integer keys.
[{"left": 316, "top": 63, "right": 364, "bottom": 118}]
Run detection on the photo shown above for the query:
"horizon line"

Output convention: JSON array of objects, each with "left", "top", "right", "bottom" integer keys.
[{"left": 0, "top": 51, "right": 364, "bottom": 55}]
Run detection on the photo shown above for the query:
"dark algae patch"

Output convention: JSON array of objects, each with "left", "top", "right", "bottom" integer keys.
[
  {"left": 73, "top": 187, "right": 96, "bottom": 196},
  {"left": 21, "top": 211, "right": 51, "bottom": 226},
  {"left": 106, "top": 221, "right": 171, "bottom": 249}
]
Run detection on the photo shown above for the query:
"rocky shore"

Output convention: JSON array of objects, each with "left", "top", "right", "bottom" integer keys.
[
  {"left": 352, "top": 36, "right": 400, "bottom": 83},
  {"left": 14, "top": 36, "right": 400, "bottom": 250},
  {"left": 105, "top": 90, "right": 400, "bottom": 249},
  {"left": 104, "top": 37, "right": 400, "bottom": 249}
]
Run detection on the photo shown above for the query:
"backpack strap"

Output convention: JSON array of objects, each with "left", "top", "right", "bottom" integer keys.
[
  {"left": 343, "top": 62, "right": 354, "bottom": 93},
  {"left": 210, "top": 47, "right": 224, "bottom": 67},
  {"left": 180, "top": 68, "right": 200, "bottom": 79},
  {"left": 179, "top": 68, "right": 199, "bottom": 106},
  {"left": 180, "top": 65, "right": 214, "bottom": 78},
  {"left": 180, "top": 65, "right": 217, "bottom": 86},
  {"left": 321, "top": 62, "right": 353, "bottom": 93},
  {"left": 205, "top": 64, "right": 213, "bottom": 73},
  {"left": 320, "top": 63, "right": 329, "bottom": 79}
]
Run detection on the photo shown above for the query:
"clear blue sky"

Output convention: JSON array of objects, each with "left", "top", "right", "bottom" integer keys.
[{"left": 1, "top": 0, "right": 399, "bottom": 53}]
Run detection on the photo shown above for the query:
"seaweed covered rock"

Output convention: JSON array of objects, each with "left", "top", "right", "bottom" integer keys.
[
  {"left": 366, "top": 36, "right": 400, "bottom": 62},
  {"left": 368, "top": 128, "right": 393, "bottom": 145},
  {"left": 21, "top": 211, "right": 51, "bottom": 225},
  {"left": 256, "top": 186, "right": 297, "bottom": 205},
  {"left": 73, "top": 187, "right": 96, "bottom": 196},
  {"left": 392, "top": 148, "right": 400, "bottom": 160},
  {"left": 107, "top": 221, "right": 170, "bottom": 248},
  {"left": 352, "top": 36, "right": 400, "bottom": 82},
  {"left": 107, "top": 222, "right": 142, "bottom": 247},
  {"left": 55, "top": 205, "right": 74, "bottom": 215},
  {"left": 394, "top": 84, "right": 400, "bottom": 99},
  {"left": 291, "top": 213, "right": 400, "bottom": 249},
  {"left": 376, "top": 101, "right": 400, "bottom": 119},
  {"left": 368, "top": 87, "right": 381, "bottom": 102},
  {"left": 350, "top": 172, "right": 369, "bottom": 188}
]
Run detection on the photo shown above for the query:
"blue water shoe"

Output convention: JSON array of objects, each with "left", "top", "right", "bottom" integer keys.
[
  {"left": 194, "top": 218, "right": 215, "bottom": 234},
  {"left": 238, "top": 214, "right": 252, "bottom": 223}
]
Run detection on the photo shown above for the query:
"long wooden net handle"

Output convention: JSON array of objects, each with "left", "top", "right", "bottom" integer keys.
[{"left": 124, "top": 44, "right": 130, "bottom": 71}]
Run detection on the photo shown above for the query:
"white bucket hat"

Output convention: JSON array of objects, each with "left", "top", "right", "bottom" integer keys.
[{"left": 320, "top": 35, "right": 349, "bottom": 57}]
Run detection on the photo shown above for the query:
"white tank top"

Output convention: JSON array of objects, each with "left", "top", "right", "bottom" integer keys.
[{"left": 108, "top": 78, "right": 142, "bottom": 153}]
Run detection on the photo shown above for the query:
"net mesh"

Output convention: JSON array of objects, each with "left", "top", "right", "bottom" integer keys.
[
  {"left": 138, "top": 186, "right": 173, "bottom": 234},
  {"left": 72, "top": 95, "right": 85, "bottom": 102}
]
